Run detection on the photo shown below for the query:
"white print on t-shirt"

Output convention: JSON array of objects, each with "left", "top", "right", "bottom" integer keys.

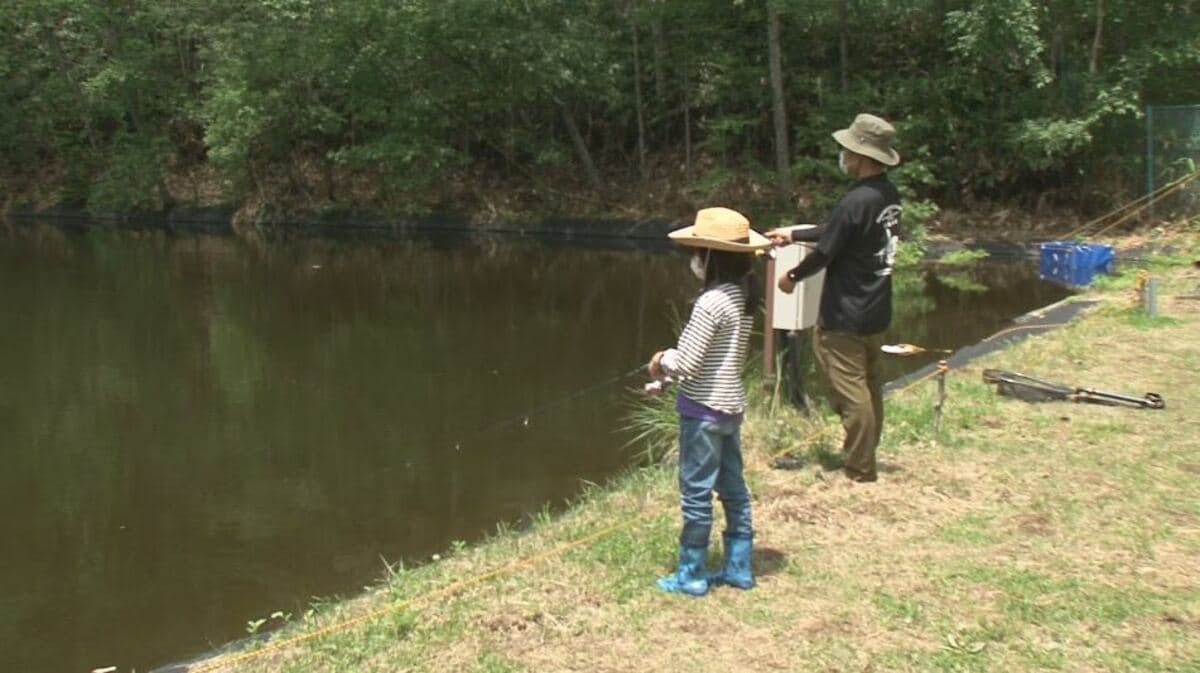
[{"left": 874, "top": 204, "right": 902, "bottom": 277}]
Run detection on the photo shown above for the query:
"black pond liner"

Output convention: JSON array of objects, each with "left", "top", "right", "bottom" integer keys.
[{"left": 883, "top": 297, "right": 1100, "bottom": 396}]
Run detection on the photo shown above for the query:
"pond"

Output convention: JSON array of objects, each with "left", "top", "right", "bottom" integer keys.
[{"left": 0, "top": 222, "right": 1068, "bottom": 673}]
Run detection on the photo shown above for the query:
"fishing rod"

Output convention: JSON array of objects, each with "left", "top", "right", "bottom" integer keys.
[{"left": 452, "top": 364, "right": 649, "bottom": 450}]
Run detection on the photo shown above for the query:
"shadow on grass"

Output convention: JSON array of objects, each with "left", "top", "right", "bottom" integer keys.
[
  {"left": 813, "top": 446, "right": 844, "bottom": 471},
  {"left": 772, "top": 446, "right": 905, "bottom": 478},
  {"left": 752, "top": 547, "right": 788, "bottom": 579},
  {"left": 771, "top": 445, "right": 844, "bottom": 471}
]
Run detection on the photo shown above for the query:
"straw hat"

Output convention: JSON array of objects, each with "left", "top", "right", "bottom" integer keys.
[
  {"left": 668, "top": 207, "right": 771, "bottom": 253},
  {"left": 833, "top": 113, "right": 900, "bottom": 166}
]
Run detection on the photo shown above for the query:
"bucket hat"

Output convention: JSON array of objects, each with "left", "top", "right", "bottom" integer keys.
[
  {"left": 833, "top": 113, "right": 900, "bottom": 166},
  {"left": 668, "top": 207, "right": 771, "bottom": 253}
]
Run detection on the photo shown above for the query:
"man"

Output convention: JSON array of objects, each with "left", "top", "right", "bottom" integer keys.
[{"left": 766, "top": 113, "right": 902, "bottom": 483}]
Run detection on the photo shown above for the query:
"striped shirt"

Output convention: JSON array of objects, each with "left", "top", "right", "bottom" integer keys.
[{"left": 660, "top": 282, "right": 753, "bottom": 415}]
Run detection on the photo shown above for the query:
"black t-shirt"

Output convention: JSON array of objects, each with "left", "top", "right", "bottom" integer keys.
[{"left": 815, "top": 174, "right": 902, "bottom": 335}]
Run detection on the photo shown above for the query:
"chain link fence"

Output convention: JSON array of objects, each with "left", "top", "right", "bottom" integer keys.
[{"left": 1146, "top": 104, "right": 1200, "bottom": 220}]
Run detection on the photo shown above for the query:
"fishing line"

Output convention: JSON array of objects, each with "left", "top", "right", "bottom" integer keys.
[
  {"left": 414, "top": 368, "right": 502, "bottom": 380},
  {"left": 452, "top": 365, "right": 648, "bottom": 450}
]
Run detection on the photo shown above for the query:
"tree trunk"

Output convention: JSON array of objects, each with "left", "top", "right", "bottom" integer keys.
[
  {"left": 561, "top": 105, "right": 604, "bottom": 193},
  {"left": 1089, "top": 0, "right": 1105, "bottom": 75},
  {"left": 682, "top": 32, "right": 692, "bottom": 177},
  {"left": 651, "top": 18, "right": 666, "bottom": 102},
  {"left": 1052, "top": 24, "right": 1063, "bottom": 81},
  {"left": 683, "top": 78, "right": 692, "bottom": 176},
  {"left": 632, "top": 16, "right": 647, "bottom": 178},
  {"left": 767, "top": 1, "right": 790, "bottom": 201},
  {"left": 838, "top": 0, "right": 849, "bottom": 92}
]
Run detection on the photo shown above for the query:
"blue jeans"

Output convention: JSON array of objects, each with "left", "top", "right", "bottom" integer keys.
[{"left": 677, "top": 416, "right": 753, "bottom": 549}]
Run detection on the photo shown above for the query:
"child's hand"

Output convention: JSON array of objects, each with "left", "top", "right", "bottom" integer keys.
[{"left": 647, "top": 351, "right": 665, "bottom": 379}]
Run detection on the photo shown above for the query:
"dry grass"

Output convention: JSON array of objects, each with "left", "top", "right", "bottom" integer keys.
[{"left": 193, "top": 242, "right": 1200, "bottom": 673}]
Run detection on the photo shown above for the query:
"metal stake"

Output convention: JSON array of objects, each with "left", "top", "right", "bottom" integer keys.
[
  {"left": 933, "top": 360, "right": 948, "bottom": 440},
  {"left": 763, "top": 254, "right": 776, "bottom": 383}
]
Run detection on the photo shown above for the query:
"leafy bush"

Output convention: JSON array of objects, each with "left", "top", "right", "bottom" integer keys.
[{"left": 87, "top": 134, "right": 171, "bottom": 212}]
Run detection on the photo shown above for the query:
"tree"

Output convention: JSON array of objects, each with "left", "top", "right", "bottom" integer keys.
[
  {"left": 1, "top": 0, "right": 1198, "bottom": 216},
  {"left": 767, "top": 1, "right": 790, "bottom": 202}
]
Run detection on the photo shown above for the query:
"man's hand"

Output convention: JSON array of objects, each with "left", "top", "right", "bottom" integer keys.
[
  {"left": 647, "top": 351, "right": 665, "bottom": 379},
  {"left": 764, "top": 228, "right": 792, "bottom": 247},
  {"left": 777, "top": 273, "right": 796, "bottom": 294}
]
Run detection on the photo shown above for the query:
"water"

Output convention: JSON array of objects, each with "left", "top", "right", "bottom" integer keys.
[
  {"left": 0, "top": 222, "right": 1067, "bottom": 672},
  {"left": 877, "top": 259, "right": 1072, "bottom": 381}
]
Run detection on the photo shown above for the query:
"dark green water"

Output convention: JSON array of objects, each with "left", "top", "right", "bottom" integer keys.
[{"left": 0, "top": 223, "right": 1067, "bottom": 672}]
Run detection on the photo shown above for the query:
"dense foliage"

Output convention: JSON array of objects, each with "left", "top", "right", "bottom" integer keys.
[{"left": 1, "top": 0, "right": 1197, "bottom": 219}]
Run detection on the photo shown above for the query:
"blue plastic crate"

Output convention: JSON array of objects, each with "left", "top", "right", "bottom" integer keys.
[{"left": 1039, "top": 241, "right": 1115, "bottom": 287}]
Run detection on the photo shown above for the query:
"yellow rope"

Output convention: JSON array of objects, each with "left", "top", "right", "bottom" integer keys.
[
  {"left": 1066, "top": 169, "right": 1200, "bottom": 239},
  {"left": 1090, "top": 171, "right": 1200, "bottom": 238},
  {"left": 187, "top": 512, "right": 652, "bottom": 672}
]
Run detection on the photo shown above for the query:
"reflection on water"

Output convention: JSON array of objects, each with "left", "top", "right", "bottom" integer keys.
[
  {"left": 882, "top": 260, "right": 1071, "bottom": 380},
  {"left": 0, "top": 223, "right": 693, "bottom": 673},
  {"left": 0, "top": 223, "right": 1066, "bottom": 673}
]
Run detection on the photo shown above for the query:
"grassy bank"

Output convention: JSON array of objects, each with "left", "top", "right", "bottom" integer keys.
[{"left": 187, "top": 235, "right": 1200, "bottom": 673}]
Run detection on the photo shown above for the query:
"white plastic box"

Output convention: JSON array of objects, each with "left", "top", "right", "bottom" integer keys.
[{"left": 770, "top": 225, "right": 824, "bottom": 331}]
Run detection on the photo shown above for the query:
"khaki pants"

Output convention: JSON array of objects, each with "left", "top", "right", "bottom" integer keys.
[{"left": 813, "top": 327, "right": 885, "bottom": 480}]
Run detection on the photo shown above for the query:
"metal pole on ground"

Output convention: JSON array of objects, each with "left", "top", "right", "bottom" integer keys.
[
  {"left": 933, "top": 360, "right": 948, "bottom": 440},
  {"left": 763, "top": 255, "right": 776, "bottom": 382},
  {"left": 1145, "top": 105, "right": 1155, "bottom": 222}
]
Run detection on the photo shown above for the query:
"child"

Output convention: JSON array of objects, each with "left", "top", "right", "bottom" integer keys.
[{"left": 648, "top": 207, "right": 768, "bottom": 596}]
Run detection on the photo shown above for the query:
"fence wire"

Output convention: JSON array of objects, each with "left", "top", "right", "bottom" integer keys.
[{"left": 1146, "top": 104, "right": 1200, "bottom": 220}]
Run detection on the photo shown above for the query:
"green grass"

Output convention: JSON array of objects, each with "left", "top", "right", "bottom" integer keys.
[
  {"left": 935, "top": 514, "right": 998, "bottom": 545},
  {"left": 874, "top": 591, "right": 928, "bottom": 627},
  {"left": 619, "top": 387, "right": 679, "bottom": 464},
  {"left": 472, "top": 652, "right": 523, "bottom": 673},
  {"left": 1123, "top": 311, "right": 1184, "bottom": 329}
]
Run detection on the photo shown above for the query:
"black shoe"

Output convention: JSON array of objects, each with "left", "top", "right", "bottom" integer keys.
[
  {"left": 844, "top": 468, "right": 877, "bottom": 483},
  {"left": 771, "top": 454, "right": 806, "bottom": 470}
]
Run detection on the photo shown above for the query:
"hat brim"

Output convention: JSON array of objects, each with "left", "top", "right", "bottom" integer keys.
[
  {"left": 833, "top": 129, "right": 900, "bottom": 166},
  {"left": 668, "top": 226, "right": 772, "bottom": 252}
]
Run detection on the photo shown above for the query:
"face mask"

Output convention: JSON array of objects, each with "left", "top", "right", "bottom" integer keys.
[
  {"left": 690, "top": 253, "right": 707, "bottom": 281},
  {"left": 838, "top": 149, "right": 849, "bottom": 175}
]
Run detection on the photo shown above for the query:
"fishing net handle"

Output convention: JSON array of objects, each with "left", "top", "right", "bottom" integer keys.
[
  {"left": 1073, "top": 389, "right": 1166, "bottom": 410},
  {"left": 983, "top": 369, "right": 1165, "bottom": 409},
  {"left": 982, "top": 369, "right": 1073, "bottom": 397}
]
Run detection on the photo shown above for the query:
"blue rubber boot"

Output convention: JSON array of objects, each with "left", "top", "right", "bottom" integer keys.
[
  {"left": 708, "top": 534, "right": 754, "bottom": 589},
  {"left": 657, "top": 545, "right": 709, "bottom": 596}
]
